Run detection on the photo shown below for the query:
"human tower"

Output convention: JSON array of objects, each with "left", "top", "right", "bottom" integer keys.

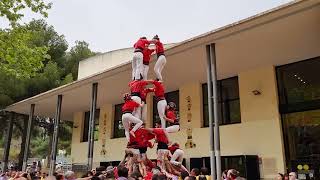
[{"left": 119, "top": 35, "right": 188, "bottom": 178}]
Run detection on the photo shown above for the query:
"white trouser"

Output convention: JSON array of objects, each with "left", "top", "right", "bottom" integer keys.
[
  {"left": 141, "top": 103, "right": 147, "bottom": 122},
  {"left": 157, "top": 99, "right": 167, "bottom": 129},
  {"left": 166, "top": 125, "right": 180, "bottom": 133},
  {"left": 154, "top": 55, "right": 166, "bottom": 81},
  {"left": 131, "top": 96, "right": 142, "bottom": 119},
  {"left": 132, "top": 52, "right": 143, "bottom": 80},
  {"left": 122, "top": 113, "right": 143, "bottom": 141},
  {"left": 170, "top": 149, "right": 184, "bottom": 166},
  {"left": 143, "top": 64, "right": 149, "bottom": 80}
]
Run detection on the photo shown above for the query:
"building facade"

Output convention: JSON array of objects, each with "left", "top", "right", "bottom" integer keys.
[{"left": 5, "top": 0, "right": 320, "bottom": 179}]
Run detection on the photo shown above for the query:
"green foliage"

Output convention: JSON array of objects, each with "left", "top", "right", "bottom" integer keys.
[
  {"left": 61, "top": 73, "right": 74, "bottom": 85},
  {"left": 0, "top": 17, "right": 96, "bottom": 160},
  {"left": 25, "top": 19, "right": 68, "bottom": 68},
  {"left": 0, "top": 27, "right": 49, "bottom": 79},
  {"left": 0, "top": 0, "right": 51, "bottom": 25},
  {"left": 66, "top": 41, "right": 96, "bottom": 79}
]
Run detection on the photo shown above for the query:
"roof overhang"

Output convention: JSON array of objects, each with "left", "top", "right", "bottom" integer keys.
[{"left": 5, "top": 0, "right": 320, "bottom": 120}]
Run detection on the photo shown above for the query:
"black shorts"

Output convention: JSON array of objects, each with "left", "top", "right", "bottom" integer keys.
[{"left": 139, "top": 147, "right": 147, "bottom": 154}]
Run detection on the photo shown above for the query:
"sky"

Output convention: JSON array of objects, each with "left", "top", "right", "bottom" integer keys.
[{"left": 0, "top": 0, "right": 293, "bottom": 52}]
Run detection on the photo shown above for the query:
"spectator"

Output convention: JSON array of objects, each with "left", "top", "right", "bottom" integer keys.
[
  {"left": 90, "top": 176, "right": 100, "bottom": 180},
  {"left": 288, "top": 172, "right": 297, "bottom": 180},
  {"left": 55, "top": 174, "right": 64, "bottom": 180},
  {"left": 130, "top": 171, "right": 143, "bottom": 180},
  {"left": 87, "top": 171, "right": 94, "bottom": 177},
  {"left": 283, "top": 173, "right": 289, "bottom": 180},
  {"left": 64, "top": 171, "right": 76, "bottom": 180},
  {"left": 276, "top": 173, "right": 284, "bottom": 180},
  {"left": 96, "top": 166, "right": 106, "bottom": 176},
  {"left": 151, "top": 174, "right": 166, "bottom": 180},
  {"left": 222, "top": 170, "right": 228, "bottom": 180},
  {"left": 198, "top": 175, "right": 207, "bottom": 180},
  {"left": 227, "top": 169, "right": 239, "bottom": 180},
  {"left": 190, "top": 168, "right": 200, "bottom": 177},
  {"left": 185, "top": 176, "right": 196, "bottom": 180},
  {"left": 180, "top": 171, "right": 189, "bottom": 180},
  {"left": 199, "top": 167, "right": 210, "bottom": 180},
  {"left": 117, "top": 166, "right": 129, "bottom": 180}
]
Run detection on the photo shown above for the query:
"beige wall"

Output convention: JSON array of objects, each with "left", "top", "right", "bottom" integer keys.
[
  {"left": 78, "top": 44, "right": 176, "bottom": 80},
  {"left": 71, "top": 65, "right": 285, "bottom": 179}
]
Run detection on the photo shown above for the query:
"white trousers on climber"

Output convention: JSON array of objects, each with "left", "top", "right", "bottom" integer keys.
[
  {"left": 157, "top": 99, "right": 167, "bottom": 129},
  {"left": 154, "top": 55, "right": 166, "bottom": 81},
  {"left": 122, "top": 113, "right": 143, "bottom": 141},
  {"left": 143, "top": 65, "right": 149, "bottom": 80},
  {"left": 170, "top": 149, "right": 184, "bottom": 166},
  {"left": 166, "top": 125, "right": 180, "bottom": 133},
  {"left": 131, "top": 96, "right": 142, "bottom": 119},
  {"left": 132, "top": 52, "right": 143, "bottom": 80}
]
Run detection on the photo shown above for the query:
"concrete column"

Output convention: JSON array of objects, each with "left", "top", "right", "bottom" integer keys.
[
  {"left": 49, "top": 95, "right": 63, "bottom": 175},
  {"left": 22, "top": 104, "right": 35, "bottom": 171},
  {"left": 2, "top": 112, "right": 14, "bottom": 172}
]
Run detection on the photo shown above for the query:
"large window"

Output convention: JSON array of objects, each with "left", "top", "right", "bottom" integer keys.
[
  {"left": 277, "top": 57, "right": 320, "bottom": 114},
  {"left": 82, "top": 109, "right": 100, "bottom": 142},
  {"left": 152, "top": 90, "right": 179, "bottom": 127},
  {"left": 113, "top": 104, "right": 125, "bottom": 138},
  {"left": 276, "top": 57, "right": 320, "bottom": 177},
  {"left": 202, "top": 77, "right": 241, "bottom": 127}
]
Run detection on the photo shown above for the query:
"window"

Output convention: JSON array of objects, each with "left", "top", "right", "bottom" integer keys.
[
  {"left": 82, "top": 109, "right": 100, "bottom": 142},
  {"left": 202, "top": 77, "right": 241, "bottom": 127},
  {"left": 277, "top": 57, "right": 320, "bottom": 114},
  {"left": 276, "top": 57, "right": 320, "bottom": 175},
  {"left": 113, "top": 104, "right": 125, "bottom": 138},
  {"left": 152, "top": 90, "right": 179, "bottom": 127}
]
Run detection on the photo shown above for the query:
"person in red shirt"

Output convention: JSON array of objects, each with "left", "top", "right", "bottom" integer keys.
[
  {"left": 146, "top": 80, "right": 167, "bottom": 129},
  {"left": 133, "top": 37, "right": 151, "bottom": 80},
  {"left": 168, "top": 143, "right": 188, "bottom": 172},
  {"left": 141, "top": 88, "right": 155, "bottom": 122},
  {"left": 142, "top": 45, "right": 155, "bottom": 80},
  {"left": 121, "top": 93, "right": 144, "bottom": 141},
  {"left": 128, "top": 80, "right": 148, "bottom": 120},
  {"left": 145, "top": 122, "right": 170, "bottom": 172},
  {"left": 152, "top": 35, "right": 166, "bottom": 81},
  {"left": 164, "top": 102, "right": 180, "bottom": 133}
]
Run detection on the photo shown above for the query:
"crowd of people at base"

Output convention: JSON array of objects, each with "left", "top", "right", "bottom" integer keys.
[
  {"left": 0, "top": 165, "right": 301, "bottom": 180},
  {"left": 0, "top": 165, "right": 244, "bottom": 180},
  {"left": 275, "top": 172, "right": 298, "bottom": 180}
]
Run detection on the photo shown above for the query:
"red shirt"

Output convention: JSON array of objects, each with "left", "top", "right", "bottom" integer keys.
[
  {"left": 152, "top": 128, "right": 168, "bottom": 144},
  {"left": 166, "top": 110, "right": 176, "bottom": 120},
  {"left": 152, "top": 81, "right": 165, "bottom": 98},
  {"left": 166, "top": 109, "right": 179, "bottom": 125},
  {"left": 122, "top": 100, "right": 139, "bottom": 113},
  {"left": 144, "top": 171, "right": 153, "bottom": 180},
  {"left": 143, "top": 48, "right": 155, "bottom": 65},
  {"left": 139, "top": 130, "right": 155, "bottom": 148},
  {"left": 128, "top": 128, "right": 142, "bottom": 147},
  {"left": 134, "top": 39, "right": 150, "bottom": 50},
  {"left": 141, "top": 88, "right": 155, "bottom": 102},
  {"left": 129, "top": 80, "right": 148, "bottom": 94},
  {"left": 168, "top": 145, "right": 179, "bottom": 154},
  {"left": 155, "top": 41, "right": 164, "bottom": 54}
]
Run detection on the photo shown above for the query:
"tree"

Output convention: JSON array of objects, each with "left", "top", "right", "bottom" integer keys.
[
  {"left": 0, "top": 27, "right": 49, "bottom": 79},
  {"left": 25, "top": 19, "right": 68, "bottom": 68},
  {"left": 65, "top": 41, "right": 96, "bottom": 80},
  {"left": 0, "top": 0, "right": 51, "bottom": 26},
  {"left": 0, "top": 0, "right": 52, "bottom": 79}
]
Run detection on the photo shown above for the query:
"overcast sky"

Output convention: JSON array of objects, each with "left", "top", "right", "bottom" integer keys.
[{"left": 0, "top": 0, "right": 292, "bottom": 52}]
